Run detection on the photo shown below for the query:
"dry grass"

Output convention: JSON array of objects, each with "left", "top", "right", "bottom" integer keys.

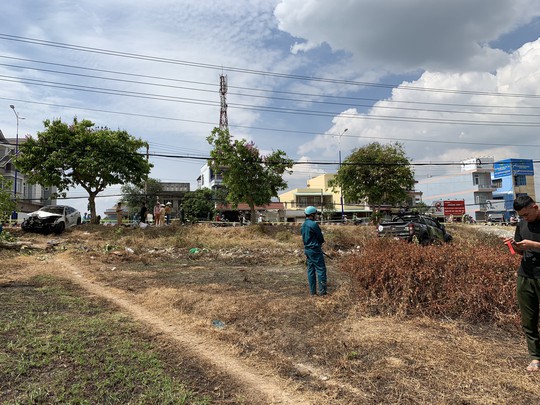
[{"left": 3, "top": 223, "right": 539, "bottom": 404}]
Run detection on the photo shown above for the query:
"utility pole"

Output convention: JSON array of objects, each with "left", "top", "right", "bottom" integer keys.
[
  {"left": 144, "top": 142, "right": 149, "bottom": 196},
  {"left": 337, "top": 128, "right": 348, "bottom": 222},
  {"left": 9, "top": 105, "right": 25, "bottom": 218}
]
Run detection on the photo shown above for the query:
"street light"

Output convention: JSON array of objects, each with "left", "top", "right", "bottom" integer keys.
[
  {"left": 9, "top": 105, "right": 25, "bottom": 203},
  {"left": 337, "top": 128, "right": 348, "bottom": 221}
]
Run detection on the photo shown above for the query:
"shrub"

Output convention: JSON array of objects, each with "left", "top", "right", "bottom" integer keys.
[{"left": 339, "top": 233, "right": 522, "bottom": 327}]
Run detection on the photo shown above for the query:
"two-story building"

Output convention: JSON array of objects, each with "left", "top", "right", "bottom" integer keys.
[
  {"left": 156, "top": 182, "right": 190, "bottom": 215},
  {"left": 0, "top": 129, "right": 56, "bottom": 215},
  {"left": 278, "top": 173, "right": 372, "bottom": 222}
]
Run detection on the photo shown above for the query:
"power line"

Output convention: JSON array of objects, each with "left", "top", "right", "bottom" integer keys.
[
  {"left": 3, "top": 33, "right": 540, "bottom": 99},
  {"left": 4, "top": 96, "right": 540, "bottom": 149},
  {"left": 4, "top": 75, "right": 540, "bottom": 127},
  {"left": 146, "top": 152, "right": 540, "bottom": 167},
  {"left": 4, "top": 58, "right": 540, "bottom": 119}
]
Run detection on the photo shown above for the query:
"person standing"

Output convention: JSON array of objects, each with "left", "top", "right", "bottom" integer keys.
[
  {"left": 115, "top": 201, "right": 123, "bottom": 227},
  {"left": 159, "top": 204, "right": 166, "bottom": 226},
  {"left": 505, "top": 195, "right": 540, "bottom": 372},
  {"left": 165, "top": 202, "right": 172, "bottom": 225},
  {"left": 153, "top": 201, "right": 161, "bottom": 226},
  {"left": 139, "top": 202, "right": 148, "bottom": 223},
  {"left": 301, "top": 206, "right": 327, "bottom": 296}
]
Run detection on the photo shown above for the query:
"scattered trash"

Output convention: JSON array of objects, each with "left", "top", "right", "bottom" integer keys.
[
  {"left": 125, "top": 247, "right": 134, "bottom": 254},
  {"left": 211, "top": 319, "right": 225, "bottom": 329},
  {"left": 104, "top": 243, "right": 117, "bottom": 252},
  {"left": 189, "top": 247, "right": 207, "bottom": 254}
]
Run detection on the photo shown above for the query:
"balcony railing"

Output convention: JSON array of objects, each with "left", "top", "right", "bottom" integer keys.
[{"left": 477, "top": 183, "right": 498, "bottom": 189}]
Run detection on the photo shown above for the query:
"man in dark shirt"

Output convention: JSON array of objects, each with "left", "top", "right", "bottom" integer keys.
[
  {"left": 506, "top": 195, "right": 540, "bottom": 372},
  {"left": 301, "top": 206, "right": 327, "bottom": 296},
  {"left": 139, "top": 202, "right": 148, "bottom": 224}
]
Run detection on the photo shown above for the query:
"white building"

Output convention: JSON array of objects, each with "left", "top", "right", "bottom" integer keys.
[
  {"left": 416, "top": 157, "right": 497, "bottom": 221},
  {"left": 197, "top": 162, "right": 223, "bottom": 190}
]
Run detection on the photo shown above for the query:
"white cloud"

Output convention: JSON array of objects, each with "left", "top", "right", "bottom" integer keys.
[
  {"left": 275, "top": 0, "right": 540, "bottom": 72},
  {"left": 299, "top": 38, "right": 540, "bottom": 181}
]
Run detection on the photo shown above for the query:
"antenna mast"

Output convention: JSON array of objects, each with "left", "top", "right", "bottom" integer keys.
[{"left": 219, "top": 74, "right": 229, "bottom": 131}]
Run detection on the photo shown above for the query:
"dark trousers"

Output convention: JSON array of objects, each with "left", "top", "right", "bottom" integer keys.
[
  {"left": 517, "top": 276, "right": 540, "bottom": 360},
  {"left": 304, "top": 248, "right": 327, "bottom": 295}
]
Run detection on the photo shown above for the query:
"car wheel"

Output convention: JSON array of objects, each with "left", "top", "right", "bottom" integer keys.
[
  {"left": 54, "top": 222, "right": 66, "bottom": 234},
  {"left": 420, "top": 235, "right": 431, "bottom": 246}
]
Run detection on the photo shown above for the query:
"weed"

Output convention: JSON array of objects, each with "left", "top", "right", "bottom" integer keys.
[
  {"left": 339, "top": 227, "right": 521, "bottom": 327},
  {"left": 0, "top": 230, "right": 16, "bottom": 242},
  {"left": 0, "top": 276, "right": 209, "bottom": 405}
]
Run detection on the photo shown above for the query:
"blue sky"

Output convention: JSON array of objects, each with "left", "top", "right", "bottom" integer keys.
[{"left": 2, "top": 1, "right": 540, "bottom": 216}]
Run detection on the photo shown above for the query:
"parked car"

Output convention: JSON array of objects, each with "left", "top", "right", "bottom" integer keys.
[
  {"left": 377, "top": 213, "right": 452, "bottom": 245},
  {"left": 22, "top": 205, "right": 81, "bottom": 234}
]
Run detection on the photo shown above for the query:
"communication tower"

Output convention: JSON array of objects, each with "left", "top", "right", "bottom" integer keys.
[{"left": 219, "top": 74, "right": 228, "bottom": 131}]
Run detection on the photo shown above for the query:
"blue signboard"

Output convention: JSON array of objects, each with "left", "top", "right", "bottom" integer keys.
[
  {"left": 494, "top": 159, "right": 534, "bottom": 178},
  {"left": 494, "top": 161, "right": 511, "bottom": 178}
]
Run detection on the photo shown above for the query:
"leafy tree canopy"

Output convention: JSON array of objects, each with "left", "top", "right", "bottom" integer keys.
[
  {"left": 15, "top": 118, "right": 152, "bottom": 223},
  {"left": 182, "top": 188, "right": 217, "bottom": 222},
  {"left": 331, "top": 142, "right": 415, "bottom": 208},
  {"left": 121, "top": 178, "right": 163, "bottom": 212},
  {"left": 0, "top": 175, "right": 15, "bottom": 224},
  {"left": 206, "top": 127, "right": 293, "bottom": 221}
]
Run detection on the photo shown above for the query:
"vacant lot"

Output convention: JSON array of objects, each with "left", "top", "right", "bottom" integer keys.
[{"left": 1, "top": 223, "right": 538, "bottom": 404}]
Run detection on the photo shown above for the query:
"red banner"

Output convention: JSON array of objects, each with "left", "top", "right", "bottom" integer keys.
[{"left": 443, "top": 200, "right": 465, "bottom": 216}]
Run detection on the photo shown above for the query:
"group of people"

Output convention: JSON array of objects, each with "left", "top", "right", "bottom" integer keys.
[{"left": 137, "top": 201, "right": 172, "bottom": 226}]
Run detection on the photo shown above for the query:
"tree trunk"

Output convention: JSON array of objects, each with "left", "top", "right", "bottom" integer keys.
[
  {"left": 88, "top": 193, "right": 98, "bottom": 224},
  {"left": 248, "top": 199, "right": 256, "bottom": 225}
]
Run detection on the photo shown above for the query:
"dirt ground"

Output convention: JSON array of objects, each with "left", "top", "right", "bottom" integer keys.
[{"left": 1, "top": 224, "right": 539, "bottom": 404}]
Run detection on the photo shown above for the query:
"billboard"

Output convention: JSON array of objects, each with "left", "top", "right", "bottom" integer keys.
[
  {"left": 494, "top": 159, "right": 534, "bottom": 178},
  {"left": 443, "top": 200, "right": 466, "bottom": 216}
]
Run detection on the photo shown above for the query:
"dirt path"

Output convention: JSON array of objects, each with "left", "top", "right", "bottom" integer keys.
[{"left": 6, "top": 253, "right": 312, "bottom": 405}]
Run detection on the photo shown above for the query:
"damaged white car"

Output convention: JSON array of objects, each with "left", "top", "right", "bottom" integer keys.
[{"left": 22, "top": 205, "right": 81, "bottom": 234}]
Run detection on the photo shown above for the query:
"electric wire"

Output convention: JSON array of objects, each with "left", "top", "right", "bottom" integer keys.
[
  {"left": 3, "top": 76, "right": 540, "bottom": 127},
  {"left": 4, "top": 58, "right": 540, "bottom": 119},
  {"left": 3, "top": 33, "right": 540, "bottom": 99},
  {"left": 3, "top": 96, "right": 540, "bottom": 150}
]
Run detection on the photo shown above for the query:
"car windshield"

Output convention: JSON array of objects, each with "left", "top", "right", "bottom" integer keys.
[
  {"left": 40, "top": 206, "right": 65, "bottom": 215},
  {"left": 392, "top": 215, "right": 417, "bottom": 222}
]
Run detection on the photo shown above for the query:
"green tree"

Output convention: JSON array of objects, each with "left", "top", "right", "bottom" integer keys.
[
  {"left": 121, "top": 178, "right": 163, "bottom": 213},
  {"left": 331, "top": 142, "right": 415, "bottom": 209},
  {"left": 0, "top": 175, "right": 15, "bottom": 224},
  {"left": 207, "top": 128, "right": 293, "bottom": 222},
  {"left": 15, "top": 118, "right": 152, "bottom": 223},
  {"left": 182, "top": 188, "right": 217, "bottom": 222},
  {"left": 414, "top": 201, "right": 430, "bottom": 214}
]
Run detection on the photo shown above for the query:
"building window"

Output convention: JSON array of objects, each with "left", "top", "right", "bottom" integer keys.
[
  {"left": 514, "top": 175, "right": 526, "bottom": 186},
  {"left": 473, "top": 174, "right": 479, "bottom": 185}
]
